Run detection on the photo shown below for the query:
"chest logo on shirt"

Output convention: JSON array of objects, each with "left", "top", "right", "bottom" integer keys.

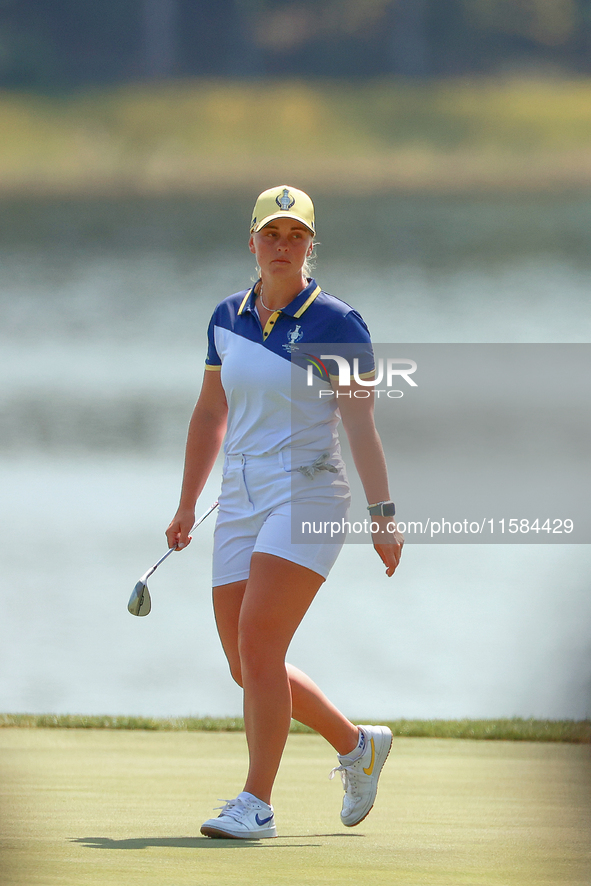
[{"left": 282, "top": 323, "right": 304, "bottom": 353}]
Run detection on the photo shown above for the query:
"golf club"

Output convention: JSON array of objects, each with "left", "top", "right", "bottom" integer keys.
[{"left": 128, "top": 500, "right": 219, "bottom": 617}]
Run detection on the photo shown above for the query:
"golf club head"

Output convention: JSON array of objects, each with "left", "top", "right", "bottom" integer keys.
[{"left": 128, "top": 580, "right": 152, "bottom": 617}]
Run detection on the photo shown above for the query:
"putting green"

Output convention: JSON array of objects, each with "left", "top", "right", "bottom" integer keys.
[{"left": 0, "top": 729, "right": 589, "bottom": 886}]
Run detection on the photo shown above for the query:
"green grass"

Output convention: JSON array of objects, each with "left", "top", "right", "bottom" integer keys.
[
  {"left": 1, "top": 729, "right": 589, "bottom": 885},
  {"left": 1, "top": 713, "right": 589, "bottom": 743},
  {"left": 1, "top": 77, "right": 591, "bottom": 195}
]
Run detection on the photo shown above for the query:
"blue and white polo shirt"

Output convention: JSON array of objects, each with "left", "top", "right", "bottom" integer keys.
[{"left": 205, "top": 278, "right": 374, "bottom": 457}]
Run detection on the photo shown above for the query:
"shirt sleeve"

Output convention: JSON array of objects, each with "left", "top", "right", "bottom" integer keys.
[
  {"left": 325, "top": 309, "right": 375, "bottom": 378},
  {"left": 204, "top": 310, "right": 222, "bottom": 369},
  {"left": 340, "top": 308, "right": 372, "bottom": 344}
]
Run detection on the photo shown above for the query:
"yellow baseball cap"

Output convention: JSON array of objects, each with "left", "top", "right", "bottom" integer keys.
[{"left": 250, "top": 185, "right": 315, "bottom": 235}]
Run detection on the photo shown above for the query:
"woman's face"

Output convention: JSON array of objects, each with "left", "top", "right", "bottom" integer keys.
[{"left": 249, "top": 217, "right": 313, "bottom": 281}]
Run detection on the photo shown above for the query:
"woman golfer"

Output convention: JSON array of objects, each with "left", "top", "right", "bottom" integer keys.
[{"left": 166, "top": 185, "right": 403, "bottom": 839}]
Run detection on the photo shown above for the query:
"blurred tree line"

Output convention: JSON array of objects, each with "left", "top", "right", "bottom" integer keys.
[{"left": 1, "top": 0, "right": 590, "bottom": 90}]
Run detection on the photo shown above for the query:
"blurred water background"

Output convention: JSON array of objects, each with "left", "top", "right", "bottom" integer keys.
[
  {"left": 1, "top": 193, "right": 590, "bottom": 720},
  {"left": 1, "top": 0, "right": 591, "bottom": 721}
]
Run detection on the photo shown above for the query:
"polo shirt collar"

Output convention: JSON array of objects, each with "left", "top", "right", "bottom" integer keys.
[{"left": 239, "top": 278, "right": 319, "bottom": 317}]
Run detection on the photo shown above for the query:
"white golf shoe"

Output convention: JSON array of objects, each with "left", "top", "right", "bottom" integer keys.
[
  {"left": 330, "top": 724, "right": 393, "bottom": 827},
  {"left": 200, "top": 791, "right": 277, "bottom": 839}
]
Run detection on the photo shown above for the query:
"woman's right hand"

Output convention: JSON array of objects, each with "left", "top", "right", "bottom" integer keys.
[
  {"left": 371, "top": 517, "right": 404, "bottom": 577},
  {"left": 165, "top": 508, "right": 196, "bottom": 551}
]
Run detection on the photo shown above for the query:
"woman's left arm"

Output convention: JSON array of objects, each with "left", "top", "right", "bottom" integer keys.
[{"left": 337, "top": 381, "right": 404, "bottom": 577}]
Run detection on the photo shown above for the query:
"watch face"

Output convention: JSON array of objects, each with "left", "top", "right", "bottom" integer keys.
[{"left": 369, "top": 502, "right": 395, "bottom": 517}]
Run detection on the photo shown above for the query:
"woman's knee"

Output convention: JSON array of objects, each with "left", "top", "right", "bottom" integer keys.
[
  {"left": 212, "top": 579, "right": 247, "bottom": 688},
  {"left": 219, "top": 638, "right": 243, "bottom": 686},
  {"left": 226, "top": 655, "right": 243, "bottom": 687},
  {"left": 238, "top": 627, "right": 286, "bottom": 681}
]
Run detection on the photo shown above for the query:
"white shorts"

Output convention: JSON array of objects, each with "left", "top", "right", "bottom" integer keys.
[{"left": 212, "top": 447, "right": 351, "bottom": 587}]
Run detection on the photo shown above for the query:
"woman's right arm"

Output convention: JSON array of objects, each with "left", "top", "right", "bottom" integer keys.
[{"left": 165, "top": 368, "right": 228, "bottom": 550}]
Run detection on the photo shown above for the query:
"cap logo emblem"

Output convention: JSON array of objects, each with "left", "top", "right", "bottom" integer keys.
[{"left": 276, "top": 188, "right": 295, "bottom": 211}]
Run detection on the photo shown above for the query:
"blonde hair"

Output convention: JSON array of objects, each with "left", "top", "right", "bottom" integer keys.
[{"left": 303, "top": 240, "right": 317, "bottom": 277}]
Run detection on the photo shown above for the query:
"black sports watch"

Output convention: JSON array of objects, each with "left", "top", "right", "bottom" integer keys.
[{"left": 367, "top": 501, "right": 396, "bottom": 517}]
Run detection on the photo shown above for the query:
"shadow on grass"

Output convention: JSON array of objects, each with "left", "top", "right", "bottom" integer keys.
[{"left": 72, "top": 833, "right": 364, "bottom": 850}]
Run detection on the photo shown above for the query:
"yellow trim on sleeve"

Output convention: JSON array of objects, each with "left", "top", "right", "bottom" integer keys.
[
  {"left": 204, "top": 363, "right": 222, "bottom": 371},
  {"left": 293, "top": 285, "right": 321, "bottom": 318}
]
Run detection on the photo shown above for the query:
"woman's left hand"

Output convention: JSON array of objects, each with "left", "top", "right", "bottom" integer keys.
[{"left": 371, "top": 516, "right": 404, "bottom": 577}]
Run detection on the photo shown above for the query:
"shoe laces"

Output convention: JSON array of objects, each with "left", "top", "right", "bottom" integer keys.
[
  {"left": 214, "top": 797, "right": 249, "bottom": 821},
  {"left": 329, "top": 763, "right": 360, "bottom": 796}
]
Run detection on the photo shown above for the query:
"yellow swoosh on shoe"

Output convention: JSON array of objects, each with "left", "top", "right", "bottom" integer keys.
[{"left": 363, "top": 738, "right": 376, "bottom": 775}]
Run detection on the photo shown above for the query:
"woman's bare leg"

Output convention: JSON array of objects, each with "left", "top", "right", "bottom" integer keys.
[
  {"left": 285, "top": 663, "right": 359, "bottom": 749},
  {"left": 213, "top": 552, "right": 359, "bottom": 804}
]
